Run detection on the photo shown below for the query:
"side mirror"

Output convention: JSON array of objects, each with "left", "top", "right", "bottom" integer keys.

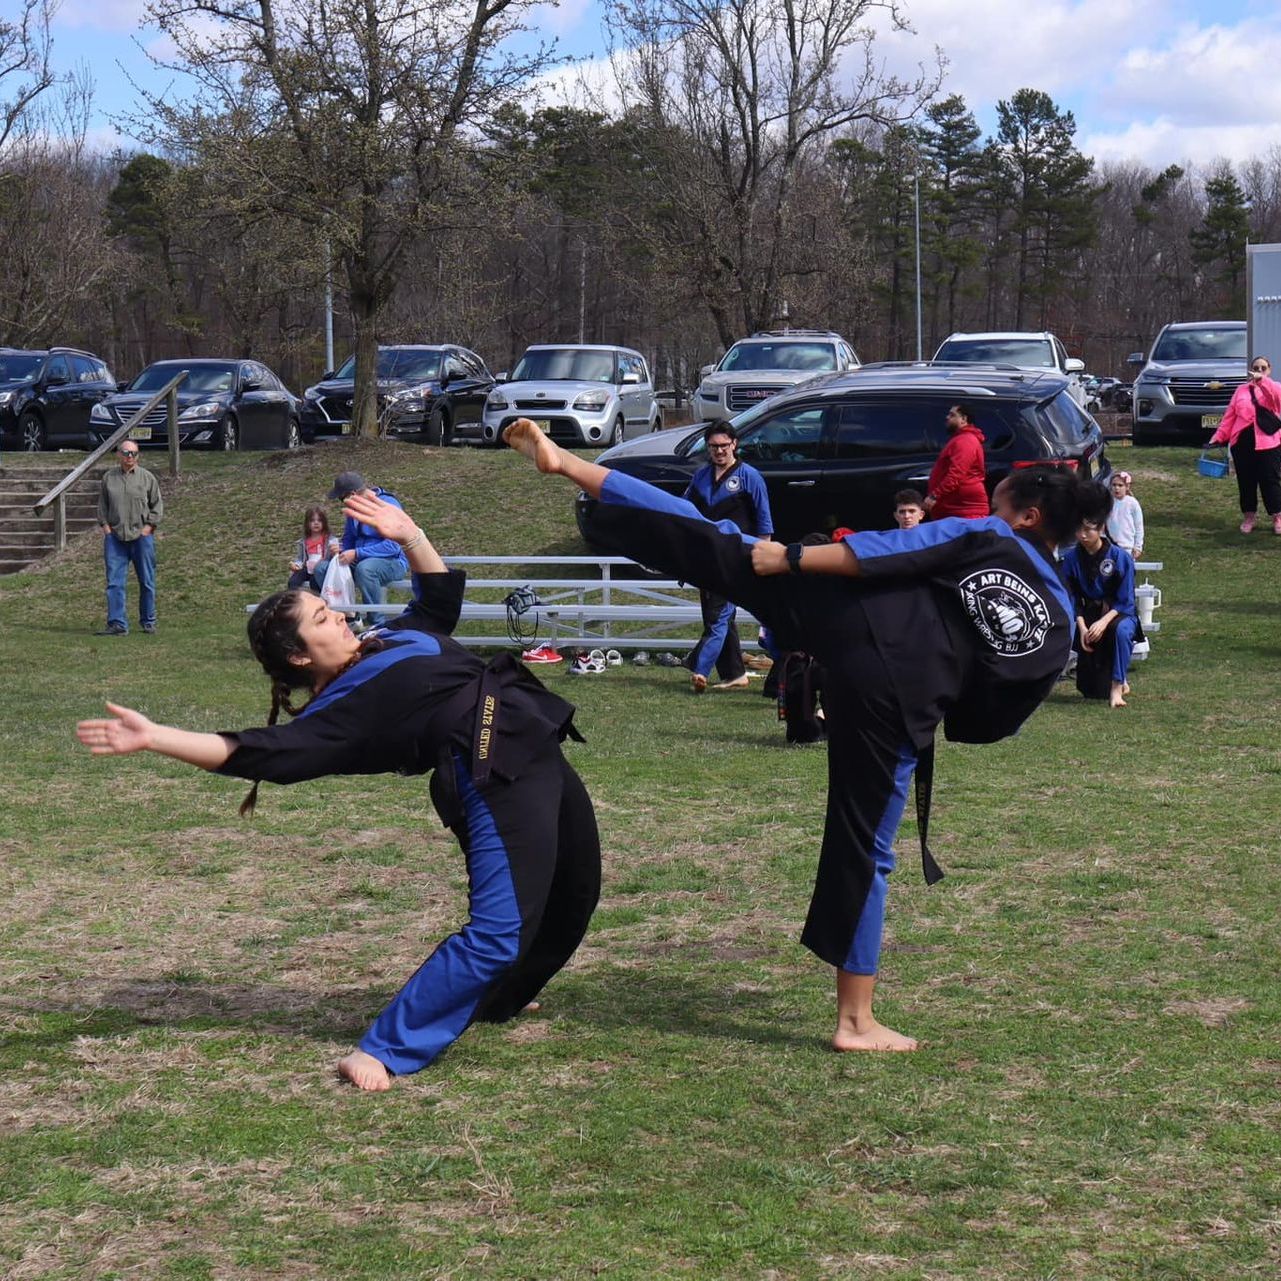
[
  {"left": 242, "top": 377, "right": 263, "bottom": 392},
  {"left": 495, "top": 371, "right": 508, "bottom": 382},
  {"left": 117, "top": 381, "right": 131, "bottom": 393},
  {"left": 322, "top": 370, "right": 334, "bottom": 380},
  {"left": 1065, "top": 357, "right": 1085, "bottom": 373},
  {"left": 621, "top": 371, "right": 641, "bottom": 385},
  {"left": 46, "top": 371, "right": 69, "bottom": 386},
  {"left": 439, "top": 370, "right": 453, "bottom": 387},
  {"left": 1126, "top": 351, "right": 1146, "bottom": 367},
  {"left": 699, "top": 364, "right": 714, "bottom": 379}
]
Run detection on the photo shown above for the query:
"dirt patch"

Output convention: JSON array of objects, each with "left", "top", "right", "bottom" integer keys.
[{"left": 1163, "top": 996, "right": 1250, "bottom": 1027}]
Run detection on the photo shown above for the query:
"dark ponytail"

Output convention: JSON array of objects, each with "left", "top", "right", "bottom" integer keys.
[{"left": 1001, "top": 465, "right": 1113, "bottom": 545}]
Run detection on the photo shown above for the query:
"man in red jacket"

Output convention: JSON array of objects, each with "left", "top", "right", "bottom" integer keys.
[{"left": 923, "top": 403, "right": 988, "bottom": 520}]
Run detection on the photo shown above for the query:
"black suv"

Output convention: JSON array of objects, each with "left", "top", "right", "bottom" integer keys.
[
  {"left": 301, "top": 344, "right": 495, "bottom": 445},
  {"left": 0, "top": 347, "right": 117, "bottom": 450},
  {"left": 576, "top": 362, "right": 1111, "bottom": 543}
]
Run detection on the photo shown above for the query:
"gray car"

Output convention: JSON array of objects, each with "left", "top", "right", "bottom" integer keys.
[
  {"left": 480, "top": 344, "right": 661, "bottom": 447},
  {"left": 1128, "top": 321, "right": 1247, "bottom": 445}
]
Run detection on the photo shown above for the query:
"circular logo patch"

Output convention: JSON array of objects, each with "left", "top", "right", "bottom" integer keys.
[
  {"left": 958, "top": 570, "right": 1053, "bottom": 657},
  {"left": 1100, "top": 558, "right": 1115, "bottom": 578},
  {"left": 726, "top": 476, "right": 741, "bottom": 491}
]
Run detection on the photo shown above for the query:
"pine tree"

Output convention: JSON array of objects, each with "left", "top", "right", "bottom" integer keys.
[{"left": 1190, "top": 169, "right": 1252, "bottom": 315}]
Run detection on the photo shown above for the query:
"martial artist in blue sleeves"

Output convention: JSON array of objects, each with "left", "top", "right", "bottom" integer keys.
[
  {"left": 506, "top": 418, "right": 1110, "bottom": 1052},
  {"left": 78, "top": 490, "right": 600, "bottom": 1092},
  {"left": 682, "top": 423, "right": 774, "bottom": 691},
  {"left": 1062, "top": 515, "right": 1140, "bottom": 709}
]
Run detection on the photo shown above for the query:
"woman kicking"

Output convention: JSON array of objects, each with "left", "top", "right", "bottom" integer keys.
[
  {"left": 505, "top": 418, "right": 1109, "bottom": 1053},
  {"left": 78, "top": 489, "right": 600, "bottom": 1091}
]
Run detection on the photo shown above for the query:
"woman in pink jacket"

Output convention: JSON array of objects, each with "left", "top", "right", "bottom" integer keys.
[
  {"left": 1208, "top": 355, "right": 1281, "bottom": 534},
  {"left": 923, "top": 402, "right": 989, "bottom": 520}
]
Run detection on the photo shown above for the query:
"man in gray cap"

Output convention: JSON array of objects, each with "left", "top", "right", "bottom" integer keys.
[{"left": 312, "top": 471, "right": 409, "bottom": 624}]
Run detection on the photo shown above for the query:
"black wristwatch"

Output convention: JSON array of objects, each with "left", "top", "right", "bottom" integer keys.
[{"left": 786, "top": 542, "right": 804, "bottom": 574}]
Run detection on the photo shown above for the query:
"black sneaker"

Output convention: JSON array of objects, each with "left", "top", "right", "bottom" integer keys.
[
  {"left": 141, "top": 622, "right": 157, "bottom": 634},
  {"left": 94, "top": 623, "right": 127, "bottom": 636}
]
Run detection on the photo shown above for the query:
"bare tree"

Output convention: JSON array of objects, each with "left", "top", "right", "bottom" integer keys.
[
  {"left": 603, "top": 0, "right": 939, "bottom": 345},
  {"left": 0, "top": 0, "right": 55, "bottom": 156},
  {"left": 142, "top": 0, "right": 553, "bottom": 434}
]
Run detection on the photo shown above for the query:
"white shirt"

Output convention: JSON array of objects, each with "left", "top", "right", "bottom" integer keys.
[{"left": 1107, "top": 494, "right": 1144, "bottom": 553}]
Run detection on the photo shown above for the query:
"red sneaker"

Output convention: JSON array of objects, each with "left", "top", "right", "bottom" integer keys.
[{"left": 521, "top": 644, "right": 563, "bottom": 663}]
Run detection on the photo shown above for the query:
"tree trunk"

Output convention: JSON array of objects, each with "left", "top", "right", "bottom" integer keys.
[{"left": 349, "top": 279, "right": 380, "bottom": 438}]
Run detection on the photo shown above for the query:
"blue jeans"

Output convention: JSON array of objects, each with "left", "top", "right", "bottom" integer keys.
[
  {"left": 312, "top": 555, "right": 404, "bottom": 621},
  {"left": 104, "top": 532, "right": 156, "bottom": 630}
]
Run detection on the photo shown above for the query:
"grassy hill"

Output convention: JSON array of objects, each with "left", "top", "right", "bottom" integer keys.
[{"left": 1, "top": 441, "right": 1278, "bottom": 1279}]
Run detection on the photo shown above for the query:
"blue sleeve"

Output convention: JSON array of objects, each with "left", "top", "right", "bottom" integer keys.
[
  {"left": 846, "top": 516, "right": 1006, "bottom": 580},
  {"left": 1111, "top": 549, "right": 1136, "bottom": 616},
  {"left": 745, "top": 468, "right": 773, "bottom": 537},
  {"left": 355, "top": 531, "right": 409, "bottom": 561},
  {"left": 683, "top": 466, "right": 705, "bottom": 504},
  {"left": 1060, "top": 547, "right": 1085, "bottom": 605},
  {"left": 340, "top": 515, "right": 358, "bottom": 554}
]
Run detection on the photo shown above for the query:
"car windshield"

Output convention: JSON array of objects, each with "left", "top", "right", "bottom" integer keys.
[
  {"left": 719, "top": 342, "right": 838, "bottom": 372},
  {"left": 935, "top": 338, "right": 1056, "bottom": 368},
  {"left": 0, "top": 354, "right": 43, "bottom": 381},
  {"left": 131, "top": 363, "right": 236, "bottom": 394},
  {"left": 332, "top": 350, "right": 442, "bottom": 381},
  {"left": 510, "top": 349, "right": 616, "bottom": 383},
  {"left": 1150, "top": 328, "right": 1247, "bottom": 361}
]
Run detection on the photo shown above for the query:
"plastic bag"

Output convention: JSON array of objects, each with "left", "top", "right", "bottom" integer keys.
[{"left": 320, "top": 557, "right": 355, "bottom": 610}]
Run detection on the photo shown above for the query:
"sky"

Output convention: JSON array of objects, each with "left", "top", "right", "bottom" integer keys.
[{"left": 41, "top": 0, "right": 1281, "bottom": 173}]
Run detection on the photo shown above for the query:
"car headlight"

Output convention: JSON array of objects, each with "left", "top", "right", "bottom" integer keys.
[
  {"left": 0, "top": 390, "right": 16, "bottom": 408},
  {"left": 179, "top": 400, "right": 224, "bottom": 420},
  {"left": 486, "top": 391, "right": 509, "bottom": 410},
  {"left": 90, "top": 403, "right": 114, "bottom": 422},
  {"left": 698, "top": 386, "right": 718, "bottom": 401},
  {"left": 573, "top": 391, "right": 610, "bottom": 411},
  {"left": 303, "top": 387, "right": 321, "bottom": 401}
]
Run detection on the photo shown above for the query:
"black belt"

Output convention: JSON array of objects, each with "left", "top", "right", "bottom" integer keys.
[{"left": 914, "top": 739, "right": 945, "bottom": 885}]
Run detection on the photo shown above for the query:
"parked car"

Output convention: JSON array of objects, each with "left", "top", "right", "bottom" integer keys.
[
  {"left": 301, "top": 344, "right": 494, "bottom": 445},
  {"left": 576, "top": 362, "right": 1111, "bottom": 545},
  {"left": 0, "top": 346, "right": 117, "bottom": 450},
  {"left": 933, "top": 332, "right": 1087, "bottom": 407},
  {"left": 90, "top": 358, "right": 301, "bottom": 451},
  {"left": 480, "top": 344, "right": 660, "bottom": 447},
  {"left": 693, "top": 330, "right": 861, "bottom": 423},
  {"left": 1128, "top": 321, "right": 1247, "bottom": 445},
  {"left": 1102, "top": 380, "right": 1134, "bottom": 411}
]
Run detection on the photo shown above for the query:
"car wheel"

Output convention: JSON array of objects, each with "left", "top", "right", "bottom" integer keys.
[
  {"left": 19, "top": 410, "right": 46, "bottom": 452},
  {"left": 425, "top": 405, "right": 451, "bottom": 447},
  {"left": 287, "top": 418, "right": 302, "bottom": 450},
  {"left": 218, "top": 416, "right": 239, "bottom": 451},
  {"left": 610, "top": 416, "right": 624, "bottom": 447},
  {"left": 652, "top": 410, "right": 662, "bottom": 434}
]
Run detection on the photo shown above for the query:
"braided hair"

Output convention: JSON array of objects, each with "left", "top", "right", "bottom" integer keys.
[{"left": 240, "top": 590, "right": 382, "bottom": 816}]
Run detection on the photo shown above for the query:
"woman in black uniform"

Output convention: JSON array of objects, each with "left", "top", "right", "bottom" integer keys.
[
  {"left": 506, "top": 419, "right": 1109, "bottom": 1053},
  {"left": 77, "top": 489, "right": 601, "bottom": 1091}
]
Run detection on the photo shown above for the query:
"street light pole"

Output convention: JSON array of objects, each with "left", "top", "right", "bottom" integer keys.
[{"left": 914, "top": 172, "right": 923, "bottom": 360}]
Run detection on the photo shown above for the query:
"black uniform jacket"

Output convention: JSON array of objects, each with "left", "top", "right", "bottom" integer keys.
[
  {"left": 844, "top": 517, "right": 1074, "bottom": 747},
  {"left": 216, "top": 571, "right": 578, "bottom": 811}
]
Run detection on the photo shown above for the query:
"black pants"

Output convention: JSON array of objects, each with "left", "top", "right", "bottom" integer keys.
[
  {"left": 1231, "top": 432, "right": 1281, "bottom": 515},
  {"left": 589, "top": 473, "right": 915, "bottom": 971}
]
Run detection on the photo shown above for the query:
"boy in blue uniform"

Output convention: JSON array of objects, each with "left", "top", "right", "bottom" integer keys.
[
  {"left": 1062, "top": 516, "right": 1140, "bottom": 708},
  {"left": 682, "top": 424, "right": 773, "bottom": 691},
  {"left": 507, "top": 418, "right": 1109, "bottom": 1052}
]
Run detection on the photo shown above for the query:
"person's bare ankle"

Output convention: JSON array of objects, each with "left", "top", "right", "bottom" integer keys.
[
  {"left": 832, "top": 1014, "right": 918, "bottom": 1053},
  {"left": 337, "top": 1049, "right": 393, "bottom": 1091}
]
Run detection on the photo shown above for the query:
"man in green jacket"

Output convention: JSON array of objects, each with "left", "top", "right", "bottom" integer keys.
[{"left": 96, "top": 442, "right": 163, "bottom": 635}]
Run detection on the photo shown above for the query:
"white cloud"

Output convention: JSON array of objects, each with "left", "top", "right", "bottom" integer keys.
[
  {"left": 53, "top": 0, "right": 151, "bottom": 35},
  {"left": 529, "top": 0, "right": 597, "bottom": 38}
]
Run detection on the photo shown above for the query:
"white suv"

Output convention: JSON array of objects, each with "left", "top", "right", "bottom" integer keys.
[
  {"left": 694, "top": 330, "right": 860, "bottom": 423},
  {"left": 934, "top": 332, "right": 1087, "bottom": 407}
]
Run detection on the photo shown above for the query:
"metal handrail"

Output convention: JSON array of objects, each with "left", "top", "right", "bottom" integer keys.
[{"left": 32, "top": 372, "right": 187, "bottom": 550}]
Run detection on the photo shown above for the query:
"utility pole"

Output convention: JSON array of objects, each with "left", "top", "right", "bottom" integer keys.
[
  {"left": 323, "top": 239, "right": 335, "bottom": 372},
  {"left": 914, "top": 172, "right": 923, "bottom": 360}
]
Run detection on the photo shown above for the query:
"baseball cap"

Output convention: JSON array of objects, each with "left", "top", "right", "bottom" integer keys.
[{"left": 328, "top": 470, "right": 366, "bottom": 500}]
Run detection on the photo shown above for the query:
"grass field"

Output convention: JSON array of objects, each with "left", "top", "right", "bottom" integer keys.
[{"left": 1, "top": 440, "right": 1279, "bottom": 1279}]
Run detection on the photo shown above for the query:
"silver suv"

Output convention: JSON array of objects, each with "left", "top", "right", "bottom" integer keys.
[
  {"left": 694, "top": 331, "right": 860, "bottom": 423},
  {"left": 934, "top": 332, "right": 1087, "bottom": 406},
  {"left": 1128, "top": 321, "right": 1247, "bottom": 445},
  {"left": 481, "top": 344, "right": 660, "bottom": 447}
]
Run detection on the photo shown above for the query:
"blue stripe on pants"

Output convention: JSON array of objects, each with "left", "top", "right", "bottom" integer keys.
[
  {"left": 690, "top": 596, "right": 738, "bottom": 678},
  {"left": 1112, "top": 616, "right": 1137, "bottom": 684},
  {"left": 359, "top": 755, "right": 522, "bottom": 1075},
  {"left": 842, "top": 744, "right": 917, "bottom": 976}
]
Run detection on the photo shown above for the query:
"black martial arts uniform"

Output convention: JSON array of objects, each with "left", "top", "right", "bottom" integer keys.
[
  {"left": 216, "top": 570, "right": 600, "bottom": 1075},
  {"left": 585, "top": 472, "right": 1073, "bottom": 975}
]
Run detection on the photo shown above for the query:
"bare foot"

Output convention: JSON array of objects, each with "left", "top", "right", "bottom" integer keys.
[
  {"left": 504, "top": 419, "right": 565, "bottom": 474},
  {"left": 1122, "top": 681, "right": 1131, "bottom": 695},
  {"left": 521, "top": 1000, "right": 542, "bottom": 1014},
  {"left": 337, "top": 1050, "right": 392, "bottom": 1091},
  {"left": 832, "top": 1018, "right": 919, "bottom": 1052},
  {"left": 690, "top": 673, "right": 707, "bottom": 693},
  {"left": 1109, "top": 682, "right": 1128, "bottom": 709},
  {"left": 712, "top": 675, "right": 750, "bottom": 691}
]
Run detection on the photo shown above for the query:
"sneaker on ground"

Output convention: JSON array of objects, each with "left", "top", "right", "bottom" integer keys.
[
  {"left": 1241, "top": 513, "right": 1256, "bottom": 534},
  {"left": 141, "top": 622, "right": 157, "bottom": 634},
  {"left": 604, "top": 649, "right": 623, "bottom": 666},
  {"left": 656, "top": 652, "right": 682, "bottom": 667},
  {"left": 569, "top": 654, "right": 606, "bottom": 675},
  {"left": 521, "top": 644, "right": 563, "bottom": 663},
  {"left": 94, "top": 623, "right": 128, "bottom": 636},
  {"left": 633, "top": 651, "right": 650, "bottom": 666}
]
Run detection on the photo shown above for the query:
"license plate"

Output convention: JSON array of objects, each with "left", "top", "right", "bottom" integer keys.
[
  {"left": 129, "top": 427, "right": 152, "bottom": 440},
  {"left": 531, "top": 419, "right": 551, "bottom": 430},
  {"left": 1202, "top": 414, "right": 1223, "bottom": 431}
]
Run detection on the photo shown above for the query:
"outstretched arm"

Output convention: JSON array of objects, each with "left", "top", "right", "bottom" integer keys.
[
  {"left": 77, "top": 703, "right": 234, "bottom": 770},
  {"left": 342, "top": 491, "right": 446, "bottom": 574},
  {"left": 751, "top": 540, "right": 860, "bottom": 577}
]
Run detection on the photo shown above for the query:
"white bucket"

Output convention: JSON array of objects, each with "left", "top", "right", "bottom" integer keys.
[{"left": 1136, "top": 584, "right": 1161, "bottom": 629}]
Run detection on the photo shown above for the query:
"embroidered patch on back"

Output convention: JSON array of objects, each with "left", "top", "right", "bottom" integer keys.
[{"left": 958, "top": 569, "right": 1052, "bottom": 657}]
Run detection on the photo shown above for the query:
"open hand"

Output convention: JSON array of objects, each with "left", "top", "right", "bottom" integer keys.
[
  {"left": 76, "top": 702, "right": 155, "bottom": 755},
  {"left": 343, "top": 490, "right": 418, "bottom": 544}
]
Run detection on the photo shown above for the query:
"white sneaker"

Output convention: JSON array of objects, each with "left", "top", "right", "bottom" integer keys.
[
  {"left": 569, "top": 653, "right": 605, "bottom": 675},
  {"left": 605, "top": 649, "right": 623, "bottom": 666}
]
